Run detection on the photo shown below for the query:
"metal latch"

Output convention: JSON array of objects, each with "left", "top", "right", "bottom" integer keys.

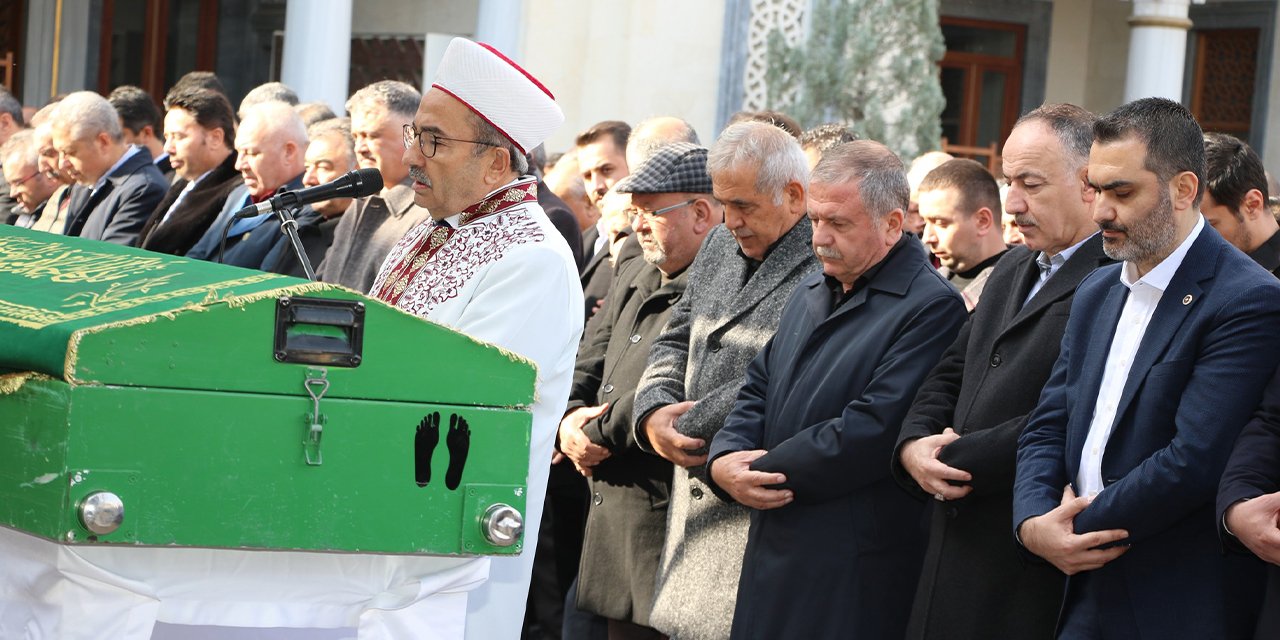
[{"left": 303, "top": 368, "right": 329, "bottom": 466}]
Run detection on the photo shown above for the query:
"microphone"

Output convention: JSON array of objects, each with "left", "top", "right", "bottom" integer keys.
[{"left": 234, "top": 168, "right": 384, "bottom": 218}]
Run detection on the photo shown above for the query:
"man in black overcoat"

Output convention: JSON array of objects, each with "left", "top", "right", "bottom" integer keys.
[
  {"left": 1219, "top": 367, "right": 1280, "bottom": 639},
  {"left": 136, "top": 87, "right": 242, "bottom": 256},
  {"left": 890, "top": 104, "right": 1111, "bottom": 639},
  {"left": 708, "top": 140, "right": 967, "bottom": 639}
]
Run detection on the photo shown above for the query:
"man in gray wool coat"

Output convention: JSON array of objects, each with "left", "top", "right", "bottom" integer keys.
[{"left": 632, "top": 120, "right": 820, "bottom": 640}]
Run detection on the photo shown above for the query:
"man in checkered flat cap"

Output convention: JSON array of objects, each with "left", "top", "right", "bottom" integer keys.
[
  {"left": 557, "top": 142, "right": 718, "bottom": 639},
  {"left": 369, "top": 37, "right": 582, "bottom": 640}
]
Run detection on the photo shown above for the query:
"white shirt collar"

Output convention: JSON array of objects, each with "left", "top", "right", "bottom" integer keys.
[{"left": 1120, "top": 215, "right": 1205, "bottom": 292}]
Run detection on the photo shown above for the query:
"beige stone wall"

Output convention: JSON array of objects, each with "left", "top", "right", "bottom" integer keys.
[
  {"left": 1043, "top": 0, "right": 1130, "bottom": 115},
  {"left": 351, "top": 0, "right": 479, "bottom": 37},
  {"left": 1265, "top": 6, "right": 1280, "bottom": 171},
  {"left": 519, "top": 0, "right": 726, "bottom": 155}
]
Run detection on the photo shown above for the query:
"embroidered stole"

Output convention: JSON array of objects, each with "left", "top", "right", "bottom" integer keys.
[{"left": 373, "top": 178, "right": 538, "bottom": 305}]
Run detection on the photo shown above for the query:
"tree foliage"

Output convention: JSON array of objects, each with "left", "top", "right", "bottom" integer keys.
[{"left": 764, "top": 0, "right": 946, "bottom": 160}]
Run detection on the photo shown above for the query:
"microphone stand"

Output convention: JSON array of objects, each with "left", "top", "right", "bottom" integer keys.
[{"left": 275, "top": 205, "right": 317, "bottom": 281}]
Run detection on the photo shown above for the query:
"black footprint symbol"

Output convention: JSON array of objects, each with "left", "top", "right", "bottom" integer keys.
[
  {"left": 445, "top": 414, "right": 471, "bottom": 491},
  {"left": 415, "top": 412, "right": 440, "bottom": 487}
]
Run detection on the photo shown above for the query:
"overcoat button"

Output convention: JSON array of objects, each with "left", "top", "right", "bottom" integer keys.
[
  {"left": 691, "top": 487, "right": 704, "bottom": 499},
  {"left": 593, "top": 492, "right": 603, "bottom": 505},
  {"left": 603, "top": 384, "right": 614, "bottom": 393},
  {"left": 990, "top": 353, "right": 1002, "bottom": 367},
  {"left": 630, "top": 334, "right": 642, "bottom": 343}
]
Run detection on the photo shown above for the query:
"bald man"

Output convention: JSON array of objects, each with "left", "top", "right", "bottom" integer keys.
[{"left": 185, "top": 101, "right": 308, "bottom": 267}]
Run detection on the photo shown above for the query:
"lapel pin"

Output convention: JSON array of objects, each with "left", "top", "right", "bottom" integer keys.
[{"left": 1182, "top": 294, "right": 1193, "bottom": 305}]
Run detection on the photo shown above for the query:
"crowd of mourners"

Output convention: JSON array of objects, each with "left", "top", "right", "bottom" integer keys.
[{"left": 3, "top": 68, "right": 1280, "bottom": 640}]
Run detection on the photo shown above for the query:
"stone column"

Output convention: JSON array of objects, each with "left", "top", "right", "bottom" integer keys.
[
  {"left": 281, "top": 0, "right": 352, "bottom": 114},
  {"left": 1123, "top": 0, "right": 1195, "bottom": 102},
  {"left": 474, "top": 0, "right": 524, "bottom": 59}
]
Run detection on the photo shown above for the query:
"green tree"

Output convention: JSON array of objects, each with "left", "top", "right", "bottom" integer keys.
[{"left": 764, "top": 0, "right": 945, "bottom": 160}]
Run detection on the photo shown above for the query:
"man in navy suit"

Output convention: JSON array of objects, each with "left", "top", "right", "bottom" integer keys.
[
  {"left": 51, "top": 91, "right": 167, "bottom": 245},
  {"left": 1013, "top": 97, "right": 1280, "bottom": 639}
]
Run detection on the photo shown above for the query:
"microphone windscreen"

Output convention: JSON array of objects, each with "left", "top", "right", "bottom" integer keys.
[{"left": 350, "top": 168, "right": 384, "bottom": 198}]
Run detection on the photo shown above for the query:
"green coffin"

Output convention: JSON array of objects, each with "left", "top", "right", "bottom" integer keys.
[{"left": 0, "top": 225, "right": 535, "bottom": 556}]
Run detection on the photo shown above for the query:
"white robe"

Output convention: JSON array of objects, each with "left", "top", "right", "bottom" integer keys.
[{"left": 371, "top": 177, "right": 584, "bottom": 640}]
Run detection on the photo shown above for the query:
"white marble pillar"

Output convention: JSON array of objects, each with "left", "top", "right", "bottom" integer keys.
[
  {"left": 474, "top": 0, "right": 524, "bottom": 59},
  {"left": 281, "top": 0, "right": 352, "bottom": 114},
  {"left": 1123, "top": 0, "right": 1195, "bottom": 102}
]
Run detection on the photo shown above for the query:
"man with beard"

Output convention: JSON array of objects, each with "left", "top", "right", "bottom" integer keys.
[
  {"left": 1013, "top": 97, "right": 1280, "bottom": 638},
  {"left": 559, "top": 143, "right": 717, "bottom": 640},
  {"left": 1201, "top": 133, "right": 1280, "bottom": 277}
]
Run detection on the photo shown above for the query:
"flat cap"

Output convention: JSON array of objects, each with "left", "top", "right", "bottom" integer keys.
[{"left": 614, "top": 142, "right": 713, "bottom": 195}]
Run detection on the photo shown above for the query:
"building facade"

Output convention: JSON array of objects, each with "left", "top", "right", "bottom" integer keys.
[{"left": 3, "top": 0, "right": 1276, "bottom": 166}]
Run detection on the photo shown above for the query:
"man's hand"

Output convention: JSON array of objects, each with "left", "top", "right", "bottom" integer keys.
[
  {"left": 1019, "top": 486, "right": 1129, "bottom": 575},
  {"left": 1225, "top": 492, "right": 1280, "bottom": 565},
  {"left": 710, "top": 450, "right": 793, "bottom": 510},
  {"left": 900, "top": 427, "right": 973, "bottom": 500},
  {"left": 558, "top": 404, "right": 612, "bottom": 477},
  {"left": 640, "top": 401, "right": 705, "bottom": 467}
]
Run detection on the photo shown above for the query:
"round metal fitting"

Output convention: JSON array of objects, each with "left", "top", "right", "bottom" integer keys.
[
  {"left": 79, "top": 491, "right": 124, "bottom": 535},
  {"left": 481, "top": 503, "right": 523, "bottom": 547}
]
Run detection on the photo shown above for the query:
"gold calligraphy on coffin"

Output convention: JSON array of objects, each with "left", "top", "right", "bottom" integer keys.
[
  {"left": 0, "top": 273, "right": 282, "bottom": 329},
  {"left": 0, "top": 236, "right": 176, "bottom": 283}
]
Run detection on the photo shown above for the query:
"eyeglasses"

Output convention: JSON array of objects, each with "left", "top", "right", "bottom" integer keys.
[
  {"left": 402, "top": 124, "right": 500, "bottom": 158},
  {"left": 631, "top": 199, "right": 696, "bottom": 224},
  {"left": 8, "top": 172, "right": 40, "bottom": 187}
]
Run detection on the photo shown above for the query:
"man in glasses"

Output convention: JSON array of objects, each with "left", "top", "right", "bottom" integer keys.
[
  {"left": 317, "top": 80, "right": 431, "bottom": 292},
  {"left": 0, "top": 130, "right": 58, "bottom": 228},
  {"left": 369, "top": 37, "right": 582, "bottom": 640},
  {"left": 559, "top": 142, "right": 718, "bottom": 639}
]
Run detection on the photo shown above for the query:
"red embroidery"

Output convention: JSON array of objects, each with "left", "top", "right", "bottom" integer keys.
[{"left": 373, "top": 179, "right": 537, "bottom": 306}]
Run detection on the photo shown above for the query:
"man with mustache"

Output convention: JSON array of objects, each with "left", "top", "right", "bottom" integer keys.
[
  {"left": 707, "top": 140, "right": 967, "bottom": 639},
  {"left": 1014, "top": 97, "right": 1280, "bottom": 638},
  {"left": 369, "top": 37, "right": 582, "bottom": 640},
  {"left": 317, "top": 80, "right": 431, "bottom": 292},
  {"left": 892, "top": 104, "right": 1111, "bottom": 640}
]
